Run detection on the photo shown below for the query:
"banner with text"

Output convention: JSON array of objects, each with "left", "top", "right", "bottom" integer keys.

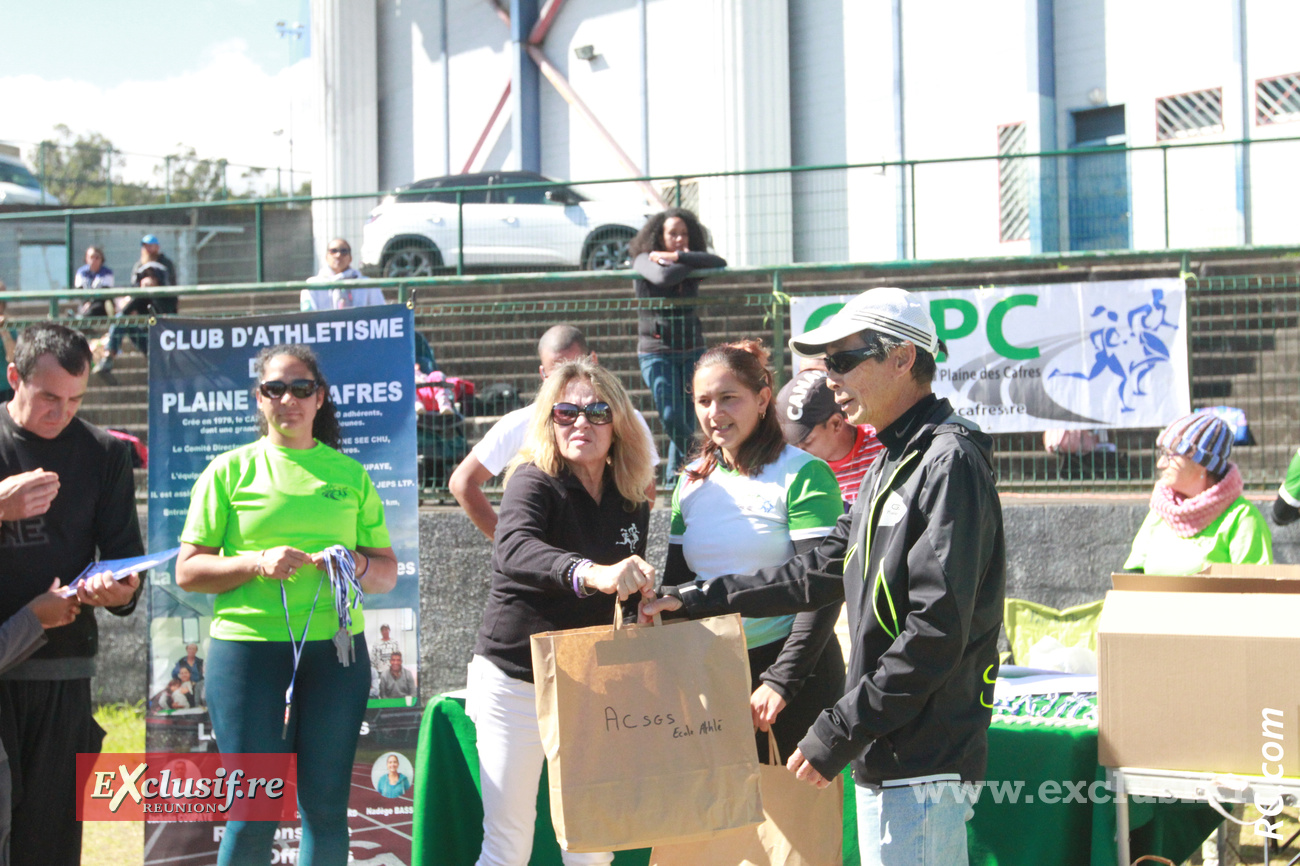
[
  {"left": 144, "top": 307, "right": 421, "bottom": 865},
  {"left": 790, "top": 279, "right": 1190, "bottom": 432}
]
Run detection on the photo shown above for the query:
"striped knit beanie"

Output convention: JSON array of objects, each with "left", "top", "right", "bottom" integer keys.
[{"left": 1157, "top": 411, "right": 1233, "bottom": 475}]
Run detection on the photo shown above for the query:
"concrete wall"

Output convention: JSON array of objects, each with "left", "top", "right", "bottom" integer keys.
[{"left": 91, "top": 498, "right": 1300, "bottom": 705}]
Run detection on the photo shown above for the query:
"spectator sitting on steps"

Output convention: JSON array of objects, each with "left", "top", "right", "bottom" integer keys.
[
  {"left": 301, "top": 238, "right": 386, "bottom": 311},
  {"left": 93, "top": 235, "right": 178, "bottom": 376}
]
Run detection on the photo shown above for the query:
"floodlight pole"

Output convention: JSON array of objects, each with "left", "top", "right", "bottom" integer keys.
[{"left": 276, "top": 21, "right": 305, "bottom": 198}]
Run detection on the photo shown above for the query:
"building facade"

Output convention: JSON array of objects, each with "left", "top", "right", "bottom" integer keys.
[{"left": 309, "top": 0, "right": 1300, "bottom": 266}]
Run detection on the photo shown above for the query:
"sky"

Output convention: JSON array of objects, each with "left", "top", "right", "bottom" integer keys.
[{"left": 0, "top": 0, "right": 316, "bottom": 193}]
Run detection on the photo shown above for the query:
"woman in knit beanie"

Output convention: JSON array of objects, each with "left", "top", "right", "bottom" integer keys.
[{"left": 1124, "top": 410, "right": 1272, "bottom": 574}]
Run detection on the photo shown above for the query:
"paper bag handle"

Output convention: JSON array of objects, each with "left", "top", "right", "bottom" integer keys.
[
  {"left": 1131, "top": 857, "right": 1176, "bottom": 866},
  {"left": 766, "top": 729, "right": 781, "bottom": 766},
  {"left": 613, "top": 598, "right": 662, "bottom": 630},
  {"left": 1200, "top": 776, "right": 1255, "bottom": 827}
]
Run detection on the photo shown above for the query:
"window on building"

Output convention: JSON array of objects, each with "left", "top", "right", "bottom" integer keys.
[
  {"left": 1256, "top": 73, "right": 1300, "bottom": 125},
  {"left": 1155, "top": 88, "right": 1223, "bottom": 141},
  {"left": 997, "top": 122, "right": 1029, "bottom": 243},
  {"left": 1073, "top": 105, "right": 1126, "bottom": 145}
]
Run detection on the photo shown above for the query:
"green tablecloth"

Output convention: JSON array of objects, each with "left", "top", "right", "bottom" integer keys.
[
  {"left": 413, "top": 695, "right": 1216, "bottom": 866},
  {"left": 970, "top": 715, "right": 1221, "bottom": 866}
]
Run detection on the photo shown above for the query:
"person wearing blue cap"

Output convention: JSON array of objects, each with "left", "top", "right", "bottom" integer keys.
[
  {"left": 93, "top": 235, "right": 178, "bottom": 375},
  {"left": 1125, "top": 410, "right": 1272, "bottom": 574}
]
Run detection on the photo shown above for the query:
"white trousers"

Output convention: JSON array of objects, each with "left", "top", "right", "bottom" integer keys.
[{"left": 466, "top": 655, "right": 613, "bottom": 866}]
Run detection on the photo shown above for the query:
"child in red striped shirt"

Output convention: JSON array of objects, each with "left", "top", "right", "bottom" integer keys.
[{"left": 775, "top": 369, "right": 883, "bottom": 505}]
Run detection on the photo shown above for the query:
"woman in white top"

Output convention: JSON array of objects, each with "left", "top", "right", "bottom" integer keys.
[{"left": 664, "top": 339, "right": 846, "bottom": 763}]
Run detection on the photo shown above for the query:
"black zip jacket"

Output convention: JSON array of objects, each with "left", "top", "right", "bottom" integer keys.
[
  {"left": 674, "top": 395, "right": 1005, "bottom": 785},
  {"left": 474, "top": 463, "right": 650, "bottom": 683},
  {"left": 633, "top": 251, "right": 725, "bottom": 355}
]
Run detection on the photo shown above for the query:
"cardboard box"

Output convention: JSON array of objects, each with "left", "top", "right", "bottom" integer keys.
[{"left": 1098, "top": 567, "right": 1300, "bottom": 777}]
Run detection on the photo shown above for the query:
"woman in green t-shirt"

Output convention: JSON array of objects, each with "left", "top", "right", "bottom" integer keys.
[{"left": 176, "top": 344, "right": 397, "bottom": 866}]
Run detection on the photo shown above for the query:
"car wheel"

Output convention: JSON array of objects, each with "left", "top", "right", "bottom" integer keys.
[
  {"left": 383, "top": 242, "right": 444, "bottom": 278},
  {"left": 583, "top": 230, "right": 635, "bottom": 271}
]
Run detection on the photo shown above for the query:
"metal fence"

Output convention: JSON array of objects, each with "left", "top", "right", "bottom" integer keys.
[
  {"left": 3, "top": 258, "right": 1297, "bottom": 499},
  {"left": 2, "top": 135, "right": 1299, "bottom": 298}
]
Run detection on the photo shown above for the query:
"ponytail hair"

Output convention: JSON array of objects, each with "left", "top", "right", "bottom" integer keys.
[{"left": 686, "top": 339, "right": 784, "bottom": 480}]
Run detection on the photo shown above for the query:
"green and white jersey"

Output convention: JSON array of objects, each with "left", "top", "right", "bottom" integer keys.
[
  {"left": 671, "top": 445, "right": 843, "bottom": 648},
  {"left": 1279, "top": 447, "right": 1300, "bottom": 509}
]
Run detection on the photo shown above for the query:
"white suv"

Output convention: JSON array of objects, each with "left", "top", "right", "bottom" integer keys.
[{"left": 361, "top": 171, "right": 650, "bottom": 276}]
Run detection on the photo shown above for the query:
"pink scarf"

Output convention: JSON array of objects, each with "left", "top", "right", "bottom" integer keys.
[{"left": 1149, "top": 463, "right": 1243, "bottom": 538}]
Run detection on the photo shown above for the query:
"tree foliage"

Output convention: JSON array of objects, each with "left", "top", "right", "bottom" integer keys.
[
  {"left": 26, "top": 127, "right": 270, "bottom": 206},
  {"left": 27, "top": 124, "right": 114, "bottom": 206}
]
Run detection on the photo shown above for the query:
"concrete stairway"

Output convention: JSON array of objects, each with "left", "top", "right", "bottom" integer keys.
[{"left": 17, "top": 255, "right": 1299, "bottom": 497}]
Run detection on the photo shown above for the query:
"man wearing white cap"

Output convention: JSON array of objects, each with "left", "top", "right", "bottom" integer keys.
[{"left": 644, "top": 287, "right": 1006, "bottom": 865}]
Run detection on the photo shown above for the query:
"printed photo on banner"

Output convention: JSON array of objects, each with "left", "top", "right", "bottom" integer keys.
[
  {"left": 370, "top": 751, "right": 415, "bottom": 799},
  {"left": 790, "top": 278, "right": 1191, "bottom": 433},
  {"left": 149, "top": 616, "right": 211, "bottom": 714},
  {"left": 365, "top": 609, "right": 418, "bottom": 706},
  {"left": 143, "top": 306, "right": 422, "bottom": 866}
]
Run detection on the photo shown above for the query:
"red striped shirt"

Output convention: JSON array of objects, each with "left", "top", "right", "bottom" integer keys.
[{"left": 828, "top": 425, "right": 884, "bottom": 504}]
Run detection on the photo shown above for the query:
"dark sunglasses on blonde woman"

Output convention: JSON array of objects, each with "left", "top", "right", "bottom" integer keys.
[
  {"left": 259, "top": 379, "right": 321, "bottom": 400},
  {"left": 551, "top": 402, "right": 613, "bottom": 426}
]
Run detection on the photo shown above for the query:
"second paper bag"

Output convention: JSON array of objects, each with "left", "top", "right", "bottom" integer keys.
[
  {"left": 649, "top": 731, "right": 844, "bottom": 866},
  {"left": 531, "top": 612, "right": 762, "bottom": 853}
]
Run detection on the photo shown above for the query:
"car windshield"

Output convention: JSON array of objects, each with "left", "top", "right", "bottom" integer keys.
[{"left": 0, "top": 160, "right": 41, "bottom": 190}]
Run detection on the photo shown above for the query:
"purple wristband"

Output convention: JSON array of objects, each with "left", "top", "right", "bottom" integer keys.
[{"left": 570, "top": 558, "right": 594, "bottom": 597}]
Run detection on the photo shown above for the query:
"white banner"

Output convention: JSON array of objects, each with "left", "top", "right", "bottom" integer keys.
[{"left": 789, "top": 279, "right": 1190, "bottom": 433}]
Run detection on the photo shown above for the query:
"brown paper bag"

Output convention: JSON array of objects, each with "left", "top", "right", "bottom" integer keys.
[
  {"left": 649, "top": 731, "right": 844, "bottom": 866},
  {"left": 531, "top": 609, "right": 763, "bottom": 853}
]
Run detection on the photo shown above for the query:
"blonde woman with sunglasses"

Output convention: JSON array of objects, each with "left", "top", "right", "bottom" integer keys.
[
  {"left": 176, "top": 343, "right": 397, "bottom": 866},
  {"left": 467, "top": 357, "right": 655, "bottom": 866}
]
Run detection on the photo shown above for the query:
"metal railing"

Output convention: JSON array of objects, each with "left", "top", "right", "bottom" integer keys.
[
  {"left": 4, "top": 251, "right": 1298, "bottom": 498},
  {"left": 2, "top": 135, "right": 1298, "bottom": 296}
]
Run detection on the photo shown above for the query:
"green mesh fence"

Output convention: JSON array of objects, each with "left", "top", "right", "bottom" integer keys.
[{"left": 2, "top": 266, "right": 1297, "bottom": 499}]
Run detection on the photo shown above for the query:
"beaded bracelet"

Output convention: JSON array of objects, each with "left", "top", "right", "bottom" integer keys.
[{"left": 569, "top": 558, "right": 595, "bottom": 598}]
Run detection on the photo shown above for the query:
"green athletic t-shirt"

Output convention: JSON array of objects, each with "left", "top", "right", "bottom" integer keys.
[
  {"left": 181, "top": 438, "right": 391, "bottom": 641},
  {"left": 1123, "top": 496, "right": 1272, "bottom": 575},
  {"left": 671, "top": 445, "right": 843, "bottom": 648}
]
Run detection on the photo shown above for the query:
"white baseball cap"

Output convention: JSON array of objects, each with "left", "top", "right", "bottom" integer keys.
[{"left": 790, "top": 287, "right": 944, "bottom": 358}]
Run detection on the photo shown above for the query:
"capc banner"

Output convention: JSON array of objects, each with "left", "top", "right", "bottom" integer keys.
[{"left": 790, "top": 279, "right": 1190, "bottom": 433}]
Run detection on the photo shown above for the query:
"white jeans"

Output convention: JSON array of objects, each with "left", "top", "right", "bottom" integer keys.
[{"left": 466, "top": 655, "right": 613, "bottom": 866}]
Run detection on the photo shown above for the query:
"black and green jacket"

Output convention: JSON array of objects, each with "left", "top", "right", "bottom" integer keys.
[{"left": 674, "top": 394, "right": 1006, "bottom": 785}]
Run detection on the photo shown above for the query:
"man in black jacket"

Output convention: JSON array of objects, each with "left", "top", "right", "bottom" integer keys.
[
  {"left": 644, "top": 287, "right": 1005, "bottom": 866},
  {"left": 0, "top": 323, "right": 143, "bottom": 866}
]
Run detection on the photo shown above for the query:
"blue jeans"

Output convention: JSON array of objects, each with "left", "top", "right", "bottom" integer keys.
[
  {"left": 105, "top": 323, "right": 148, "bottom": 356},
  {"left": 206, "top": 635, "right": 371, "bottom": 866},
  {"left": 855, "top": 781, "right": 974, "bottom": 866},
  {"left": 638, "top": 349, "right": 703, "bottom": 481}
]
